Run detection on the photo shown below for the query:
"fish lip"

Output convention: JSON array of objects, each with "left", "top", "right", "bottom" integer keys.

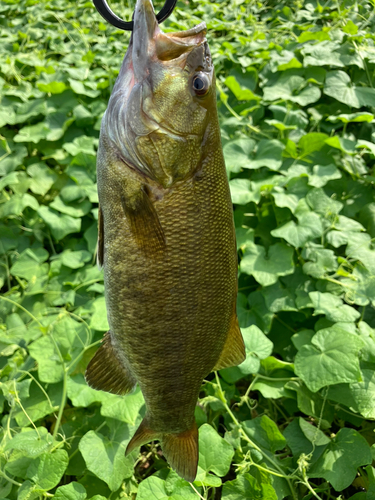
[{"left": 132, "top": 0, "right": 160, "bottom": 82}]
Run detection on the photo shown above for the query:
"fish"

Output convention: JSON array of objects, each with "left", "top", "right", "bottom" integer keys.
[{"left": 85, "top": 0, "right": 245, "bottom": 483}]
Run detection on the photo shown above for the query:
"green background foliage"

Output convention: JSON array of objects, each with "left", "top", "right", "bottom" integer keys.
[{"left": 1, "top": 0, "right": 375, "bottom": 498}]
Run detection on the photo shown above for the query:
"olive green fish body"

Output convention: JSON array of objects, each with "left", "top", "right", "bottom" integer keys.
[
  {"left": 86, "top": 0, "right": 245, "bottom": 482},
  {"left": 98, "top": 123, "right": 235, "bottom": 432}
]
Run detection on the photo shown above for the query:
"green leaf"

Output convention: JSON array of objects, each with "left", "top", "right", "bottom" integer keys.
[
  {"left": 247, "top": 140, "right": 284, "bottom": 171},
  {"left": 284, "top": 418, "right": 329, "bottom": 464},
  {"left": 54, "top": 482, "right": 87, "bottom": 500},
  {"left": 69, "top": 79, "right": 100, "bottom": 97},
  {"left": 225, "top": 75, "right": 260, "bottom": 101},
  {"left": 0, "top": 193, "right": 39, "bottom": 217},
  {"left": 309, "top": 291, "right": 361, "bottom": 322},
  {"left": 136, "top": 474, "right": 197, "bottom": 500},
  {"left": 240, "top": 242, "right": 294, "bottom": 286},
  {"left": 26, "top": 162, "right": 57, "bottom": 196},
  {"left": 308, "top": 164, "right": 341, "bottom": 188},
  {"left": 60, "top": 250, "right": 92, "bottom": 269},
  {"left": 17, "top": 480, "right": 45, "bottom": 500},
  {"left": 239, "top": 325, "right": 273, "bottom": 373},
  {"left": 99, "top": 387, "right": 145, "bottom": 425},
  {"left": 79, "top": 430, "right": 134, "bottom": 491},
  {"left": 327, "top": 112, "right": 374, "bottom": 123},
  {"left": 38, "top": 81, "right": 67, "bottom": 94},
  {"left": 306, "top": 187, "right": 343, "bottom": 216},
  {"left": 10, "top": 247, "right": 49, "bottom": 280},
  {"left": 223, "top": 138, "right": 256, "bottom": 173},
  {"left": 49, "top": 196, "right": 92, "bottom": 218},
  {"left": 294, "top": 326, "right": 363, "bottom": 392},
  {"left": 222, "top": 473, "right": 277, "bottom": 500},
  {"left": 89, "top": 297, "right": 109, "bottom": 331},
  {"left": 197, "top": 424, "right": 234, "bottom": 483},
  {"left": 242, "top": 415, "right": 286, "bottom": 453},
  {"left": 26, "top": 449, "right": 68, "bottom": 490},
  {"left": 271, "top": 212, "right": 323, "bottom": 248},
  {"left": 221, "top": 325, "right": 273, "bottom": 383},
  {"left": 63, "top": 136, "right": 98, "bottom": 156},
  {"left": 38, "top": 206, "right": 81, "bottom": 241},
  {"left": 13, "top": 122, "right": 50, "bottom": 143},
  {"left": 29, "top": 316, "right": 88, "bottom": 383},
  {"left": 329, "top": 370, "right": 375, "bottom": 419},
  {"left": 309, "top": 428, "right": 372, "bottom": 491},
  {"left": 324, "top": 71, "right": 375, "bottom": 108},
  {"left": 67, "top": 374, "right": 102, "bottom": 408},
  {"left": 262, "top": 281, "right": 297, "bottom": 312},
  {"left": 4, "top": 428, "right": 54, "bottom": 457},
  {"left": 299, "top": 418, "right": 330, "bottom": 446},
  {"left": 302, "top": 244, "right": 338, "bottom": 279},
  {"left": 263, "top": 74, "right": 321, "bottom": 105}
]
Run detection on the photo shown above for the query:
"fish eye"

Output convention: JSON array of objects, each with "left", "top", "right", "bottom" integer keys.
[{"left": 192, "top": 73, "right": 209, "bottom": 96}]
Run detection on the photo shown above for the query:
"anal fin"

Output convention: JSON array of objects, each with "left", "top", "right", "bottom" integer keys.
[
  {"left": 85, "top": 331, "right": 136, "bottom": 395},
  {"left": 213, "top": 314, "right": 246, "bottom": 371},
  {"left": 121, "top": 185, "right": 166, "bottom": 254}
]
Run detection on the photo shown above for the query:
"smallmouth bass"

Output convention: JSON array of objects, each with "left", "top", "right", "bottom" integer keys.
[{"left": 86, "top": 0, "right": 245, "bottom": 482}]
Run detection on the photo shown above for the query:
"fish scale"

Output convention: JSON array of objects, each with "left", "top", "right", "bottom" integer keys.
[{"left": 85, "top": 0, "right": 246, "bottom": 482}]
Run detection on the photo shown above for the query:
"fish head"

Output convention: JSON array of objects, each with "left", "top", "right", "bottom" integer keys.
[{"left": 104, "top": 0, "right": 217, "bottom": 187}]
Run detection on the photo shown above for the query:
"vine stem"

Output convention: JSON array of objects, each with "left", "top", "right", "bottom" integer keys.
[
  {"left": 214, "top": 372, "right": 298, "bottom": 500},
  {"left": 189, "top": 483, "right": 205, "bottom": 499},
  {"left": 0, "top": 470, "right": 22, "bottom": 487},
  {"left": 0, "top": 296, "right": 43, "bottom": 328},
  {"left": 53, "top": 369, "right": 68, "bottom": 440}
]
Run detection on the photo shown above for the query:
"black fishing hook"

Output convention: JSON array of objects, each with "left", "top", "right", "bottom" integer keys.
[{"left": 93, "top": 0, "right": 177, "bottom": 31}]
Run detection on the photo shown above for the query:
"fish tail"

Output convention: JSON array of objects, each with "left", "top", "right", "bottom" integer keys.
[
  {"left": 161, "top": 423, "right": 198, "bottom": 483},
  {"left": 126, "top": 417, "right": 199, "bottom": 483}
]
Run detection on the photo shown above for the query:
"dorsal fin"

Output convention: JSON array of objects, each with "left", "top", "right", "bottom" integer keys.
[{"left": 85, "top": 331, "right": 136, "bottom": 395}]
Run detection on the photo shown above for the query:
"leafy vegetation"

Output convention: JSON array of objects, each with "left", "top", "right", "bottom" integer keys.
[{"left": 1, "top": 0, "right": 375, "bottom": 498}]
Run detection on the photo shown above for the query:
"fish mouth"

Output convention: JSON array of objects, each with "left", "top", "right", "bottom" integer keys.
[{"left": 132, "top": 0, "right": 207, "bottom": 79}]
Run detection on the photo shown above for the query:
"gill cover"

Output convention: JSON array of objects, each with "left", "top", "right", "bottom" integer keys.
[{"left": 102, "top": 0, "right": 214, "bottom": 188}]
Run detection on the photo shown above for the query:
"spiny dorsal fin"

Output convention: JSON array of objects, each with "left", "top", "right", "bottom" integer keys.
[
  {"left": 85, "top": 331, "right": 136, "bottom": 395},
  {"left": 213, "top": 315, "right": 246, "bottom": 371},
  {"left": 97, "top": 204, "right": 104, "bottom": 269},
  {"left": 120, "top": 185, "right": 166, "bottom": 254}
]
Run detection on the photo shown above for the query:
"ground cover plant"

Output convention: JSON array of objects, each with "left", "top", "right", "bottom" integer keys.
[{"left": 1, "top": 0, "right": 375, "bottom": 498}]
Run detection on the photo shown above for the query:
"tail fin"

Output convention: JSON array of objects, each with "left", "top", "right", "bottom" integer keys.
[
  {"left": 162, "top": 423, "right": 198, "bottom": 483},
  {"left": 125, "top": 417, "right": 199, "bottom": 483}
]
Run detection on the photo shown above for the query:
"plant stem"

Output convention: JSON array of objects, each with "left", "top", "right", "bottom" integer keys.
[
  {"left": 214, "top": 372, "right": 298, "bottom": 500},
  {"left": 53, "top": 369, "right": 68, "bottom": 440},
  {"left": 0, "top": 296, "right": 43, "bottom": 328}
]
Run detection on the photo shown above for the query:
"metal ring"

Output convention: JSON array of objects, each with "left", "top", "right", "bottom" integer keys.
[{"left": 93, "top": 0, "right": 178, "bottom": 31}]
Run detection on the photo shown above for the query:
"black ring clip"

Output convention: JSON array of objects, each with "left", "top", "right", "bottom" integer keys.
[{"left": 93, "top": 0, "right": 178, "bottom": 31}]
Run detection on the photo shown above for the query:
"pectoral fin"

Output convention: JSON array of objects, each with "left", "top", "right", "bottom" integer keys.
[
  {"left": 213, "top": 315, "right": 246, "bottom": 371},
  {"left": 97, "top": 205, "right": 104, "bottom": 269},
  {"left": 121, "top": 185, "right": 166, "bottom": 254},
  {"left": 85, "top": 331, "right": 136, "bottom": 395}
]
